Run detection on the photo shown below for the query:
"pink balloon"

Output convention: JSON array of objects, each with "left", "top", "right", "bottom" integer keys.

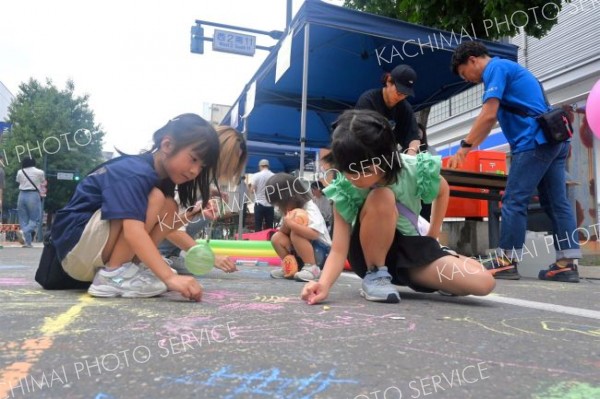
[{"left": 586, "top": 79, "right": 600, "bottom": 139}]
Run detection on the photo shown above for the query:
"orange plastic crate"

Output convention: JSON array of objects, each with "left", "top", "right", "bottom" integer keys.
[{"left": 442, "top": 151, "right": 507, "bottom": 218}]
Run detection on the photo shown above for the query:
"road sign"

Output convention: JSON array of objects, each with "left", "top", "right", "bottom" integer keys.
[
  {"left": 212, "top": 29, "right": 256, "bottom": 56},
  {"left": 57, "top": 172, "right": 74, "bottom": 181}
]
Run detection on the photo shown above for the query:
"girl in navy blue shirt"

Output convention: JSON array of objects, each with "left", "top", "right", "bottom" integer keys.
[{"left": 51, "top": 114, "right": 224, "bottom": 301}]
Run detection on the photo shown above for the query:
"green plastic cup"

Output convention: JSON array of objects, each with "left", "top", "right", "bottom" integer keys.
[{"left": 185, "top": 242, "right": 215, "bottom": 276}]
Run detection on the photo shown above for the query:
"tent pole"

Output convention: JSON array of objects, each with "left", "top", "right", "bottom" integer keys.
[
  {"left": 236, "top": 115, "right": 248, "bottom": 240},
  {"left": 299, "top": 23, "right": 310, "bottom": 179},
  {"left": 286, "top": 0, "right": 292, "bottom": 33}
]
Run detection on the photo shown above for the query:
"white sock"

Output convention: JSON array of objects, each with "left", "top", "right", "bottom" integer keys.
[{"left": 101, "top": 263, "right": 129, "bottom": 276}]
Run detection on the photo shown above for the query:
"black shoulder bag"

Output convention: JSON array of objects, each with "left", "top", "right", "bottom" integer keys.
[
  {"left": 500, "top": 80, "right": 573, "bottom": 144},
  {"left": 21, "top": 169, "right": 43, "bottom": 197}
]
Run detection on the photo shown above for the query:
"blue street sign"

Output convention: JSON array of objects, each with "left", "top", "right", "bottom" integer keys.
[{"left": 212, "top": 29, "right": 256, "bottom": 56}]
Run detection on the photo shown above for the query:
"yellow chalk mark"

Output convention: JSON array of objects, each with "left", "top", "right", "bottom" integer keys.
[
  {"left": 500, "top": 318, "right": 540, "bottom": 336},
  {"left": 541, "top": 320, "right": 600, "bottom": 338},
  {"left": 253, "top": 295, "right": 292, "bottom": 304},
  {"left": 443, "top": 316, "right": 515, "bottom": 336},
  {"left": 0, "top": 295, "right": 93, "bottom": 398},
  {"left": 0, "top": 289, "right": 56, "bottom": 298},
  {"left": 40, "top": 296, "right": 93, "bottom": 335}
]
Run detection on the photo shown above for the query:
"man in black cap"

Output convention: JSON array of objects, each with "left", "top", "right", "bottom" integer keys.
[{"left": 355, "top": 64, "right": 420, "bottom": 154}]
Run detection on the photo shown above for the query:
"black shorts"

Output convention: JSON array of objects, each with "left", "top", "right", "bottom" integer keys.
[{"left": 349, "top": 216, "right": 456, "bottom": 293}]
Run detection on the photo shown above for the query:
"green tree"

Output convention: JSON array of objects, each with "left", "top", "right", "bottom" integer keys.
[
  {"left": 1, "top": 78, "right": 105, "bottom": 221},
  {"left": 344, "top": 0, "right": 568, "bottom": 40}
]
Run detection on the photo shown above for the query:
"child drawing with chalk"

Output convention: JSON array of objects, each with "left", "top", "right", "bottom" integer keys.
[
  {"left": 41, "top": 114, "right": 236, "bottom": 301},
  {"left": 265, "top": 173, "right": 332, "bottom": 282},
  {"left": 301, "top": 109, "right": 495, "bottom": 304},
  {"left": 158, "top": 125, "right": 248, "bottom": 275}
]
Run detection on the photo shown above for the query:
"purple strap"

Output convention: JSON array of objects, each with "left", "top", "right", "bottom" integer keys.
[
  {"left": 396, "top": 202, "right": 419, "bottom": 233},
  {"left": 370, "top": 184, "right": 420, "bottom": 234}
]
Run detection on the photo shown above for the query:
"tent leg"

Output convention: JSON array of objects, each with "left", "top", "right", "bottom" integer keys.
[{"left": 299, "top": 23, "right": 310, "bottom": 179}]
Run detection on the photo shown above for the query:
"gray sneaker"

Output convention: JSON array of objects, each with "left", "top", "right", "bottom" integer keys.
[
  {"left": 270, "top": 268, "right": 287, "bottom": 279},
  {"left": 294, "top": 264, "right": 321, "bottom": 282},
  {"left": 360, "top": 266, "right": 400, "bottom": 303},
  {"left": 166, "top": 256, "right": 193, "bottom": 276},
  {"left": 88, "top": 262, "right": 167, "bottom": 298}
]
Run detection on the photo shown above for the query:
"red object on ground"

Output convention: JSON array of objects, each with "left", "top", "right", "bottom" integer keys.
[
  {"left": 235, "top": 228, "right": 278, "bottom": 240},
  {"left": 442, "top": 150, "right": 507, "bottom": 218},
  {"left": 344, "top": 259, "right": 351, "bottom": 271}
]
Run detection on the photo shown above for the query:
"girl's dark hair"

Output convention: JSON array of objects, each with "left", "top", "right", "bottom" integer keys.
[
  {"left": 149, "top": 113, "right": 220, "bottom": 207},
  {"left": 21, "top": 156, "right": 36, "bottom": 168},
  {"left": 324, "top": 109, "right": 402, "bottom": 185},
  {"left": 264, "top": 173, "right": 312, "bottom": 211}
]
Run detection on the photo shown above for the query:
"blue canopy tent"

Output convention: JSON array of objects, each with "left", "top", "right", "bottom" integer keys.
[
  {"left": 223, "top": 0, "right": 518, "bottom": 174},
  {"left": 245, "top": 140, "right": 317, "bottom": 173}
]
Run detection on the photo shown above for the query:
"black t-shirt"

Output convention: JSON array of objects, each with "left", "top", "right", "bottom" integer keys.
[{"left": 355, "top": 88, "right": 419, "bottom": 150}]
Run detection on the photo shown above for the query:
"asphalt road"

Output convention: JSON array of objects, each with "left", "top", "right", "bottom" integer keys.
[{"left": 1, "top": 246, "right": 599, "bottom": 399}]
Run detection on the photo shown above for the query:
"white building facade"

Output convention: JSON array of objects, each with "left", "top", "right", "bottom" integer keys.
[
  {"left": 0, "top": 81, "right": 14, "bottom": 122},
  {"left": 428, "top": 2, "right": 600, "bottom": 236}
]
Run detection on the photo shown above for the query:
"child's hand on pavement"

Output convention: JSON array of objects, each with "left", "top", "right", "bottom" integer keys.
[
  {"left": 214, "top": 255, "right": 238, "bottom": 273},
  {"left": 165, "top": 275, "right": 203, "bottom": 301},
  {"left": 301, "top": 281, "right": 328, "bottom": 305}
]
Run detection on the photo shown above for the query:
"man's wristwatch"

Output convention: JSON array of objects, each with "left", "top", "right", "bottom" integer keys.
[{"left": 460, "top": 139, "right": 473, "bottom": 148}]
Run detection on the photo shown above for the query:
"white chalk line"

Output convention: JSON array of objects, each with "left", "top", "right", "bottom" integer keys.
[{"left": 339, "top": 273, "right": 600, "bottom": 320}]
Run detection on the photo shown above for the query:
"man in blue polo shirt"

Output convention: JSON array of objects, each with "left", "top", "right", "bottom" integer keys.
[{"left": 448, "top": 41, "right": 580, "bottom": 283}]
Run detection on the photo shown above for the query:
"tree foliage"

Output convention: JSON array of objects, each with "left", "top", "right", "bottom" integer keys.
[
  {"left": 1, "top": 78, "right": 105, "bottom": 215},
  {"left": 344, "top": 0, "right": 569, "bottom": 40}
]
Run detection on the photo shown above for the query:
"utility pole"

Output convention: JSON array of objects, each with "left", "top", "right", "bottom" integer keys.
[{"left": 192, "top": 1, "right": 293, "bottom": 239}]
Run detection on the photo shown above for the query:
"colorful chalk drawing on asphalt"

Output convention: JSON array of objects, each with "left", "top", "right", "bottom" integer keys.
[
  {"left": 0, "top": 277, "right": 30, "bottom": 286},
  {"left": 442, "top": 316, "right": 600, "bottom": 341},
  {"left": 159, "top": 366, "right": 357, "bottom": 399},
  {"left": 0, "top": 265, "right": 29, "bottom": 270},
  {"left": 0, "top": 288, "right": 59, "bottom": 299},
  {"left": 532, "top": 381, "right": 600, "bottom": 399},
  {"left": 152, "top": 288, "right": 415, "bottom": 343}
]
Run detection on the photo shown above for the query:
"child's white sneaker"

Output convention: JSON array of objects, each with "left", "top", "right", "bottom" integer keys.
[
  {"left": 88, "top": 262, "right": 167, "bottom": 298},
  {"left": 270, "top": 268, "right": 287, "bottom": 279},
  {"left": 294, "top": 264, "right": 321, "bottom": 282}
]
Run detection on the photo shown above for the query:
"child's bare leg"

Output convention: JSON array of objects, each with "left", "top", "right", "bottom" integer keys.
[
  {"left": 409, "top": 255, "right": 496, "bottom": 296},
  {"left": 290, "top": 231, "right": 316, "bottom": 264},
  {"left": 102, "top": 189, "right": 177, "bottom": 268},
  {"left": 271, "top": 231, "right": 292, "bottom": 259},
  {"left": 148, "top": 196, "right": 180, "bottom": 244},
  {"left": 360, "top": 188, "right": 396, "bottom": 269}
]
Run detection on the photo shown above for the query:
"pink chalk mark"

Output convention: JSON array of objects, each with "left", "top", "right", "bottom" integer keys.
[
  {"left": 219, "top": 302, "right": 285, "bottom": 313},
  {"left": 0, "top": 278, "right": 30, "bottom": 286}
]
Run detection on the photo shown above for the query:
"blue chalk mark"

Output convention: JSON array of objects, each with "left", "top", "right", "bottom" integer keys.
[
  {"left": 162, "top": 366, "right": 357, "bottom": 398},
  {"left": 95, "top": 394, "right": 116, "bottom": 399},
  {"left": 0, "top": 265, "right": 28, "bottom": 270}
]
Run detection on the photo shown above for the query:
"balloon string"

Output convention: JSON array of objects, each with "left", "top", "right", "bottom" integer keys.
[{"left": 206, "top": 220, "right": 214, "bottom": 244}]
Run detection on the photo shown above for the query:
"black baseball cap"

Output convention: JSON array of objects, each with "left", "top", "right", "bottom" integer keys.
[{"left": 391, "top": 64, "right": 417, "bottom": 96}]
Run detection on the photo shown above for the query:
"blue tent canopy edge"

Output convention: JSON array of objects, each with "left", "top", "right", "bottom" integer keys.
[{"left": 223, "top": 0, "right": 518, "bottom": 169}]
